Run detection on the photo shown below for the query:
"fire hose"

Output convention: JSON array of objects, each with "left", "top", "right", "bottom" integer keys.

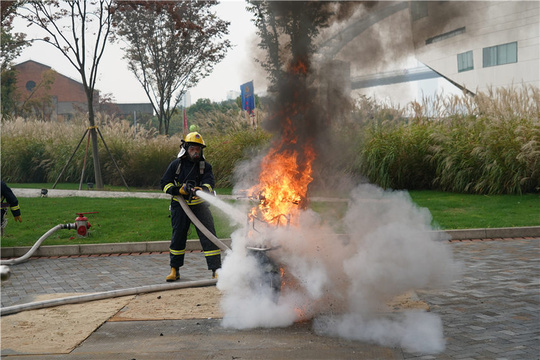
[
  {"left": 0, "top": 193, "right": 228, "bottom": 316},
  {"left": 177, "top": 190, "right": 231, "bottom": 252},
  {"left": 0, "top": 279, "right": 216, "bottom": 316},
  {"left": 0, "top": 223, "right": 77, "bottom": 266}
]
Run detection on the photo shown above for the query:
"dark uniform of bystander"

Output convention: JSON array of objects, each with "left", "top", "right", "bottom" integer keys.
[{"left": 1, "top": 181, "right": 22, "bottom": 236}]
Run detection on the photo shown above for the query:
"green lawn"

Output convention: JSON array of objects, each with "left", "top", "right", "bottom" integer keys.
[
  {"left": 0, "top": 196, "right": 243, "bottom": 248},
  {"left": 1, "top": 186, "right": 538, "bottom": 248},
  {"left": 409, "top": 191, "right": 540, "bottom": 230}
]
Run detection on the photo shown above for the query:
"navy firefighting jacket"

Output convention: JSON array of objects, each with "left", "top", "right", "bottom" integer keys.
[
  {"left": 160, "top": 157, "right": 215, "bottom": 206},
  {"left": 1, "top": 181, "right": 21, "bottom": 217}
]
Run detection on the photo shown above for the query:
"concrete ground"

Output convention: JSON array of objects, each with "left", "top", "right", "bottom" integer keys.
[{"left": 1, "top": 237, "right": 538, "bottom": 359}]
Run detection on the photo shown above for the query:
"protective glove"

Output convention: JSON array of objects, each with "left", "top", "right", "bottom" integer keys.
[
  {"left": 191, "top": 186, "right": 203, "bottom": 199},
  {"left": 13, "top": 215, "right": 22, "bottom": 223},
  {"left": 179, "top": 184, "right": 189, "bottom": 196}
]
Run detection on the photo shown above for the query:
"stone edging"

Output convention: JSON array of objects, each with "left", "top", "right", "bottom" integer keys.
[{"left": 2, "top": 227, "right": 539, "bottom": 259}]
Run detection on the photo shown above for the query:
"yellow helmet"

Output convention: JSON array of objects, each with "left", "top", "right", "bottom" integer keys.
[{"left": 183, "top": 132, "right": 206, "bottom": 148}]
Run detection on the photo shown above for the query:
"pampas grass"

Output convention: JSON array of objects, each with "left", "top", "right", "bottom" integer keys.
[
  {"left": 359, "top": 85, "right": 539, "bottom": 194},
  {"left": 2, "top": 85, "right": 538, "bottom": 194},
  {"left": 0, "top": 113, "right": 271, "bottom": 189},
  {"left": 1, "top": 114, "right": 181, "bottom": 187}
]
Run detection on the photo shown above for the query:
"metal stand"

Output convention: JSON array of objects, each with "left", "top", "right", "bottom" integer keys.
[{"left": 52, "top": 127, "right": 130, "bottom": 191}]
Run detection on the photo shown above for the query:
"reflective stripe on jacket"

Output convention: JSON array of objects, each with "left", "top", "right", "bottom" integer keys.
[{"left": 160, "top": 157, "right": 215, "bottom": 206}]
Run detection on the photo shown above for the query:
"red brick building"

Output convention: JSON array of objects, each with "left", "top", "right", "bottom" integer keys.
[{"left": 13, "top": 60, "right": 98, "bottom": 120}]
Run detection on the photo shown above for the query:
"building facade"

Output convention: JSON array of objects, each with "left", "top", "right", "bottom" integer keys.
[
  {"left": 410, "top": 1, "right": 539, "bottom": 94},
  {"left": 13, "top": 60, "right": 94, "bottom": 120},
  {"left": 317, "top": 1, "right": 539, "bottom": 106},
  {"left": 13, "top": 60, "right": 153, "bottom": 120}
]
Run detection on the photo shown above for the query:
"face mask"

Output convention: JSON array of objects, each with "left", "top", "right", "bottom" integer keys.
[{"left": 188, "top": 144, "right": 201, "bottom": 161}]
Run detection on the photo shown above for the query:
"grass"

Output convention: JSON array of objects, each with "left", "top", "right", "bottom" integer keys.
[
  {"left": 1, "top": 116, "right": 272, "bottom": 188},
  {"left": 0, "top": 196, "right": 242, "bottom": 248},
  {"left": 3, "top": 85, "right": 538, "bottom": 194},
  {"left": 12, "top": 182, "right": 157, "bottom": 192},
  {"left": 409, "top": 191, "right": 540, "bottom": 229},
  {"left": 1, "top": 186, "right": 538, "bottom": 248},
  {"left": 357, "top": 85, "right": 539, "bottom": 194}
]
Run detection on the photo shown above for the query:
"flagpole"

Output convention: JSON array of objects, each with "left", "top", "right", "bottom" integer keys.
[
  {"left": 240, "top": 80, "right": 256, "bottom": 129},
  {"left": 183, "top": 107, "right": 188, "bottom": 137}
]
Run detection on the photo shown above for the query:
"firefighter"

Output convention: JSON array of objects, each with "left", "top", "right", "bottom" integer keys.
[
  {"left": 1, "top": 181, "right": 22, "bottom": 236},
  {"left": 160, "top": 132, "right": 221, "bottom": 282}
]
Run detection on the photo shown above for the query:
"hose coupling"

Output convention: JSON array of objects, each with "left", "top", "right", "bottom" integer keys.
[{"left": 61, "top": 223, "right": 77, "bottom": 230}]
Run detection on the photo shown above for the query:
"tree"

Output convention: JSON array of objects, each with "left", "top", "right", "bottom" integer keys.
[
  {"left": 1, "top": 0, "right": 28, "bottom": 71},
  {"left": 99, "top": 92, "right": 121, "bottom": 116},
  {"left": 19, "top": 0, "right": 115, "bottom": 189},
  {"left": 1, "top": 68, "right": 18, "bottom": 117},
  {"left": 246, "top": 1, "right": 335, "bottom": 91},
  {"left": 1, "top": 0, "right": 28, "bottom": 118},
  {"left": 187, "top": 98, "right": 215, "bottom": 116},
  {"left": 113, "top": 1, "right": 232, "bottom": 135}
]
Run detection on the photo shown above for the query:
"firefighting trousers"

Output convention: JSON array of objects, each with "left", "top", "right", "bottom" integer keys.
[{"left": 169, "top": 201, "right": 221, "bottom": 271}]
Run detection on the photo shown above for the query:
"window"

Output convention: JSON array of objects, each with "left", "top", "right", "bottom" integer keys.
[
  {"left": 457, "top": 51, "right": 474, "bottom": 72},
  {"left": 25, "top": 80, "right": 36, "bottom": 91},
  {"left": 483, "top": 42, "right": 517, "bottom": 67},
  {"left": 426, "top": 27, "right": 466, "bottom": 45}
]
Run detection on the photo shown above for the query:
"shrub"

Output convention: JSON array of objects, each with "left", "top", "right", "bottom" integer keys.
[
  {"left": 205, "top": 128, "right": 272, "bottom": 188},
  {"left": 1, "top": 85, "right": 537, "bottom": 194},
  {"left": 0, "top": 114, "right": 271, "bottom": 189},
  {"left": 361, "top": 120, "right": 436, "bottom": 190},
  {"left": 358, "top": 85, "right": 539, "bottom": 194}
]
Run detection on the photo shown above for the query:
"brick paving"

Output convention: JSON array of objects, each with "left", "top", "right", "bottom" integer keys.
[
  {"left": 1, "top": 238, "right": 539, "bottom": 359},
  {"left": 1, "top": 251, "right": 210, "bottom": 307},
  {"left": 403, "top": 237, "right": 540, "bottom": 360}
]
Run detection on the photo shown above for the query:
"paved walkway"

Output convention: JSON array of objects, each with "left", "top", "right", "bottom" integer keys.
[
  {"left": 1, "top": 237, "right": 539, "bottom": 359},
  {"left": 406, "top": 237, "right": 539, "bottom": 359},
  {"left": 1, "top": 251, "right": 211, "bottom": 308}
]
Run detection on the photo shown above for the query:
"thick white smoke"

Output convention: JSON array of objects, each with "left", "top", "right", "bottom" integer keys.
[{"left": 215, "top": 182, "right": 458, "bottom": 354}]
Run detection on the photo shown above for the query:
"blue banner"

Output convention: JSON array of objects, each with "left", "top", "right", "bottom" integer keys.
[{"left": 240, "top": 81, "right": 255, "bottom": 113}]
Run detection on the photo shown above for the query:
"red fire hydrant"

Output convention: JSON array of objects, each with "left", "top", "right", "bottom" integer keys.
[{"left": 75, "top": 212, "right": 98, "bottom": 237}]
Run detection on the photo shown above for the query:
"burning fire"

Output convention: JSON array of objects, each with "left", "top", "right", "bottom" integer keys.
[
  {"left": 249, "top": 126, "right": 316, "bottom": 226},
  {"left": 244, "top": 55, "right": 317, "bottom": 315},
  {"left": 248, "top": 56, "right": 317, "bottom": 226}
]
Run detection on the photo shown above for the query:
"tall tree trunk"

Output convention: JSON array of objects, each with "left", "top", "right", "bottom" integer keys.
[{"left": 87, "top": 91, "right": 104, "bottom": 189}]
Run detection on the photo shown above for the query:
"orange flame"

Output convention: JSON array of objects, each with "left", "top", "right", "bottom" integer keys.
[
  {"left": 290, "top": 59, "right": 308, "bottom": 75},
  {"left": 248, "top": 56, "right": 316, "bottom": 226},
  {"left": 249, "top": 123, "right": 316, "bottom": 225}
]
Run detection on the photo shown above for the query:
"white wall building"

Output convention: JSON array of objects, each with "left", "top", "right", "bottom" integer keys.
[
  {"left": 317, "top": 1, "right": 539, "bottom": 107},
  {"left": 227, "top": 90, "right": 240, "bottom": 101},
  {"left": 410, "top": 1, "right": 539, "bottom": 94}
]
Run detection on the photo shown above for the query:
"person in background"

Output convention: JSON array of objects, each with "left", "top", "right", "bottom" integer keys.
[
  {"left": 1, "top": 181, "right": 22, "bottom": 236},
  {"left": 160, "top": 132, "right": 221, "bottom": 282}
]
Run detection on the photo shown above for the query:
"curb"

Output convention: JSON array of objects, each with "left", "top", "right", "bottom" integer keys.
[
  {"left": 0, "top": 239, "right": 231, "bottom": 259},
  {"left": 445, "top": 226, "right": 540, "bottom": 240},
  {"left": 2, "top": 227, "right": 539, "bottom": 259}
]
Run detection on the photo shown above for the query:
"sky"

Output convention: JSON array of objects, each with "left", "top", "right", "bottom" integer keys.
[
  {"left": 12, "top": 1, "right": 462, "bottom": 109},
  {"left": 13, "top": 1, "right": 260, "bottom": 104}
]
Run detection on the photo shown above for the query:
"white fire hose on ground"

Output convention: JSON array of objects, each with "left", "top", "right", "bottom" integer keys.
[
  {"left": 0, "top": 279, "right": 216, "bottom": 316},
  {"left": 1, "top": 224, "right": 74, "bottom": 284},
  {"left": 1, "top": 223, "right": 77, "bottom": 266},
  {"left": 0, "top": 194, "right": 228, "bottom": 316}
]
